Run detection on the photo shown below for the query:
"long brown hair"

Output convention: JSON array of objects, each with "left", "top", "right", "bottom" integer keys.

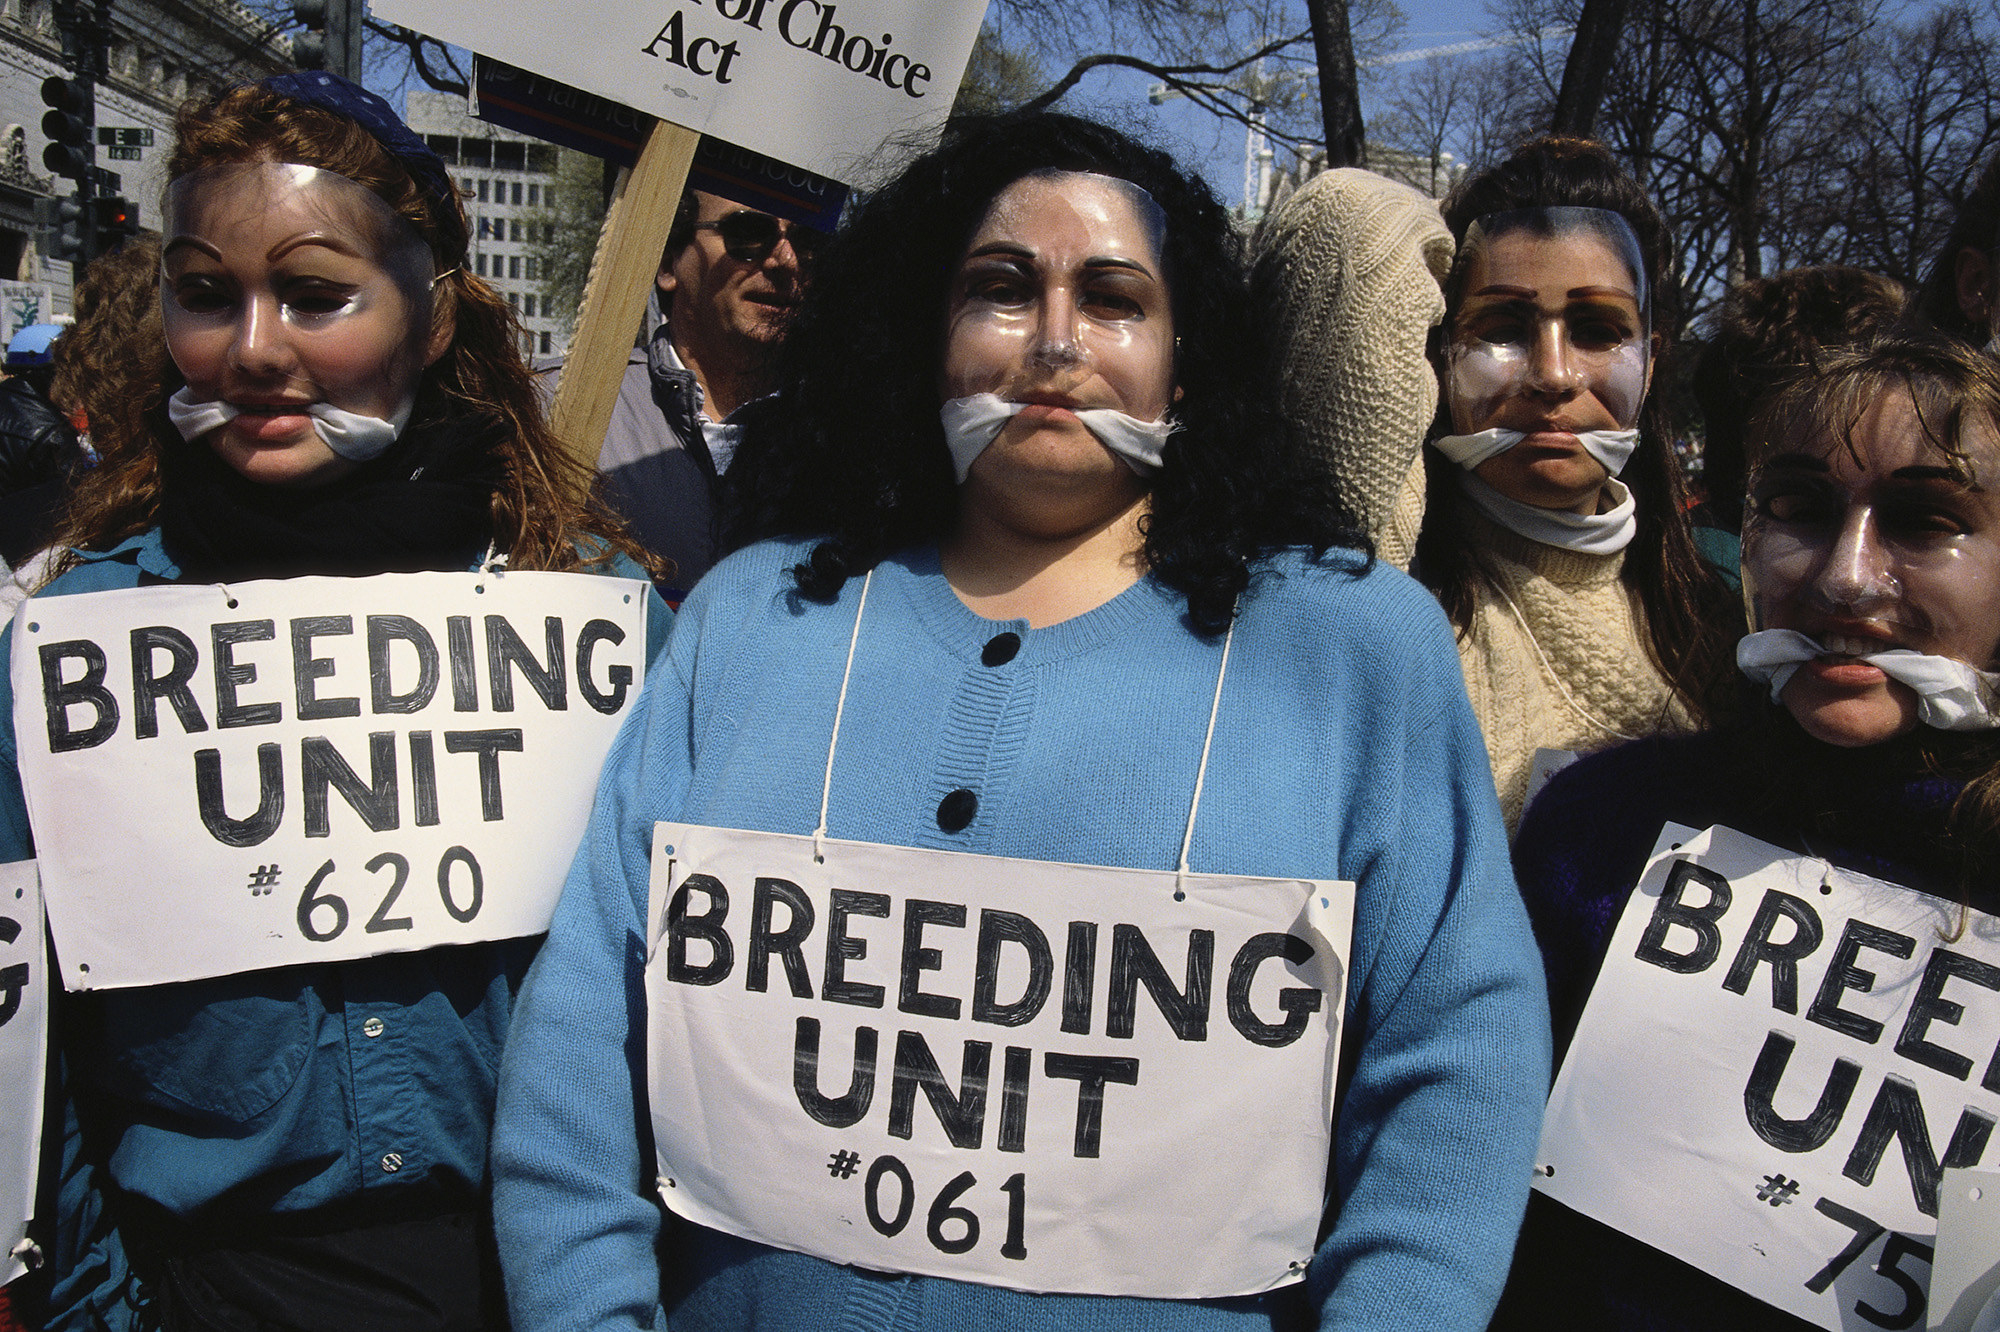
[
  {"left": 49, "top": 235, "right": 166, "bottom": 456},
  {"left": 54, "top": 83, "right": 656, "bottom": 579},
  {"left": 1419, "top": 135, "right": 1738, "bottom": 724}
]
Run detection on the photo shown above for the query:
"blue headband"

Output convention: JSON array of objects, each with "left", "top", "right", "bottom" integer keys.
[{"left": 257, "top": 71, "right": 458, "bottom": 242}]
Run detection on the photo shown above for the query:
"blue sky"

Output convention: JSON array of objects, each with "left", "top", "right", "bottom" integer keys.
[{"left": 1019, "top": 0, "right": 1503, "bottom": 208}]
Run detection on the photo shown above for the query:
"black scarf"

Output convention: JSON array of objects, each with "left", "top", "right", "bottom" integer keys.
[{"left": 156, "top": 411, "right": 504, "bottom": 582}]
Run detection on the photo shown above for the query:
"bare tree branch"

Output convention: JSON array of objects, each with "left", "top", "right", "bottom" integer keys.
[
  {"left": 1016, "top": 30, "right": 1314, "bottom": 115},
  {"left": 362, "top": 19, "right": 469, "bottom": 96}
]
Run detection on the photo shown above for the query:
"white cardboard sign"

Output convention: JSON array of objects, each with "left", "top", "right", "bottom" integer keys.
[
  {"left": 369, "top": 0, "right": 988, "bottom": 184},
  {"left": 644, "top": 823, "right": 1353, "bottom": 1298},
  {"left": 12, "top": 571, "right": 647, "bottom": 989},
  {"left": 0, "top": 861, "right": 45, "bottom": 1287},
  {"left": 1538, "top": 823, "right": 2000, "bottom": 1331}
]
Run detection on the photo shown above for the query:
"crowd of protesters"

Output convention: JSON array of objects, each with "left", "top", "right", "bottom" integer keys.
[{"left": 0, "top": 63, "right": 1989, "bottom": 1332}]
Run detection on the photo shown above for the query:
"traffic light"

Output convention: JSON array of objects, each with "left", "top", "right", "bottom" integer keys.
[
  {"left": 39, "top": 76, "right": 93, "bottom": 183},
  {"left": 33, "top": 193, "right": 87, "bottom": 264},
  {"left": 88, "top": 195, "right": 137, "bottom": 253}
]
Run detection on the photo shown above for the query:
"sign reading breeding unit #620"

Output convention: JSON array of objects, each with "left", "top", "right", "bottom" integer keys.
[
  {"left": 370, "top": 0, "right": 986, "bottom": 182},
  {"left": 12, "top": 571, "right": 648, "bottom": 990},
  {"left": 644, "top": 823, "right": 1354, "bottom": 1298}
]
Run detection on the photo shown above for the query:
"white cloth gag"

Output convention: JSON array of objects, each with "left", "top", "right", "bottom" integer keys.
[
  {"left": 940, "top": 392, "right": 1175, "bottom": 483},
  {"left": 1456, "top": 470, "right": 1637, "bottom": 556},
  {"left": 1430, "top": 426, "right": 1641, "bottom": 477},
  {"left": 166, "top": 387, "right": 412, "bottom": 462},
  {"left": 1736, "top": 628, "right": 2000, "bottom": 731}
]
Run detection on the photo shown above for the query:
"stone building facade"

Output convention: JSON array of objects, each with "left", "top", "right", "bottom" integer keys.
[{"left": 405, "top": 89, "right": 567, "bottom": 360}]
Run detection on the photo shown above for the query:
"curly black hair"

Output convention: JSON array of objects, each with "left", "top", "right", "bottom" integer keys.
[{"left": 722, "top": 111, "right": 1364, "bottom": 634}]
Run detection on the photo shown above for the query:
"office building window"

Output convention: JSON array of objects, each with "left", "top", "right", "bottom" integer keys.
[
  {"left": 527, "top": 184, "right": 539, "bottom": 206},
  {"left": 475, "top": 254, "right": 486, "bottom": 277},
  {"left": 540, "top": 330, "right": 552, "bottom": 353},
  {"left": 509, "top": 255, "right": 521, "bottom": 279},
  {"left": 511, "top": 182, "right": 523, "bottom": 205},
  {"left": 523, "top": 294, "right": 536, "bottom": 318},
  {"left": 477, "top": 179, "right": 489, "bottom": 202}
]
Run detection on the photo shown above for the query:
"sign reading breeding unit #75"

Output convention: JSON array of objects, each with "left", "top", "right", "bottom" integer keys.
[
  {"left": 644, "top": 824, "right": 1353, "bottom": 1298},
  {"left": 1537, "top": 823, "right": 2000, "bottom": 1331},
  {"left": 370, "top": 0, "right": 986, "bottom": 182},
  {"left": 13, "top": 571, "right": 648, "bottom": 990}
]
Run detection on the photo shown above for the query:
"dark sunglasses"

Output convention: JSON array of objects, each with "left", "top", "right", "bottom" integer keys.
[{"left": 693, "top": 211, "right": 821, "bottom": 264}]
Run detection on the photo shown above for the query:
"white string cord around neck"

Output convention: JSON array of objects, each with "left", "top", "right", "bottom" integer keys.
[
  {"left": 1175, "top": 615, "right": 1237, "bottom": 902},
  {"left": 813, "top": 568, "right": 876, "bottom": 863},
  {"left": 811, "top": 569, "right": 1236, "bottom": 898},
  {"left": 1490, "top": 577, "right": 1644, "bottom": 743}
]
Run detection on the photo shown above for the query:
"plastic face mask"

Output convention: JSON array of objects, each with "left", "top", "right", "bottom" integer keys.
[
  {"left": 941, "top": 171, "right": 1176, "bottom": 445},
  {"left": 1445, "top": 207, "right": 1651, "bottom": 435},
  {"left": 1741, "top": 390, "right": 2000, "bottom": 743},
  {"left": 161, "top": 163, "right": 437, "bottom": 482}
]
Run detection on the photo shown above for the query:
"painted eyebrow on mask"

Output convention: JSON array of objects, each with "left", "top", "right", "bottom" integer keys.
[
  {"left": 1760, "top": 454, "right": 1979, "bottom": 489},
  {"left": 267, "top": 232, "right": 370, "bottom": 263},
  {"left": 961, "top": 242, "right": 1157, "bottom": 280},
  {"left": 1465, "top": 283, "right": 1639, "bottom": 306},
  {"left": 162, "top": 235, "right": 220, "bottom": 261}
]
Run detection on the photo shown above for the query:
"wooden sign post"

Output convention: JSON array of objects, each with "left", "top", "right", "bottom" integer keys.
[{"left": 549, "top": 121, "right": 700, "bottom": 474}]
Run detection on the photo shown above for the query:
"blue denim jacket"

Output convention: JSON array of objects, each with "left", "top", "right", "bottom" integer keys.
[{"left": 0, "top": 530, "right": 671, "bottom": 1330}]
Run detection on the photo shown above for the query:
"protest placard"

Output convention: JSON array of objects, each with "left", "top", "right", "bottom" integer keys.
[
  {"left": 0, "top": 287, "right": 56, "bottom": 347},
  {"left": 1537, "top": 823, "right": 2000, "bottom": 1331},
  {"left": 13, "top": 570, "right": 647, "bottom": 989},
  {"left": 472, "top": 58, "right": 849, "bottom": 228},
  {"left": 0, "top": 861, "right": 43, "bottom": 1287},
  {"left": 372, "top": 0, "right": 986, "bottom": 183},
  {"left": 644, "top": 823, "right": 1354, "bottom": 1299}
]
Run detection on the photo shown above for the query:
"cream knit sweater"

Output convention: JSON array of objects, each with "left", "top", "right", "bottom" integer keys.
[{"left": 1445, "top": 507, "right": 1692, "bottom": 829}]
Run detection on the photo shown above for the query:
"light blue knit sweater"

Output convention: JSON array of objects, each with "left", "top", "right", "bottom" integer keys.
[{"left": 491, "top": 538, "right": 1550, "bottom": 1331}]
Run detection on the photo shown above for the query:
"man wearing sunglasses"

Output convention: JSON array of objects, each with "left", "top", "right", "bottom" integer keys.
[{"left": 582, "top": 189, "right": 818, "bottom": 601}]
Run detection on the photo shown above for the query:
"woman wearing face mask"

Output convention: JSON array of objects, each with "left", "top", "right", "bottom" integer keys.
[
  {"left": 495, "top": 112, "right": 1549, "bottom": 1332},
  {"left": 1494, "top": 333, "right": 2000, "bottom": 1330},
  {"left": 0, "top": 75, "right": 667, "bottom": 1331},
  {"left": 1265, "top": 138, "right": 1735, "bottom": 830}
]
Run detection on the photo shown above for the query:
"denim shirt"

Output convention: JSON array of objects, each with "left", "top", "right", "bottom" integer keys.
[{"left": 0, "top": 530, "right": 671, "bottom": 1330}]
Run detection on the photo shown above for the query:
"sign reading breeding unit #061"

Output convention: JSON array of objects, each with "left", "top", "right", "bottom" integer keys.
[
  {"left": 644, "top": 823, "right": 1354, "bottom": 1298},
  {"left": 372, "top": 0, "right": 986, "bottom": 182},
  {"left": 12, "top": 571, "right": 648, "bottom": 990},
  {"left": 1537, "top": 823, "right": 2000, "bottom": 1332}
]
